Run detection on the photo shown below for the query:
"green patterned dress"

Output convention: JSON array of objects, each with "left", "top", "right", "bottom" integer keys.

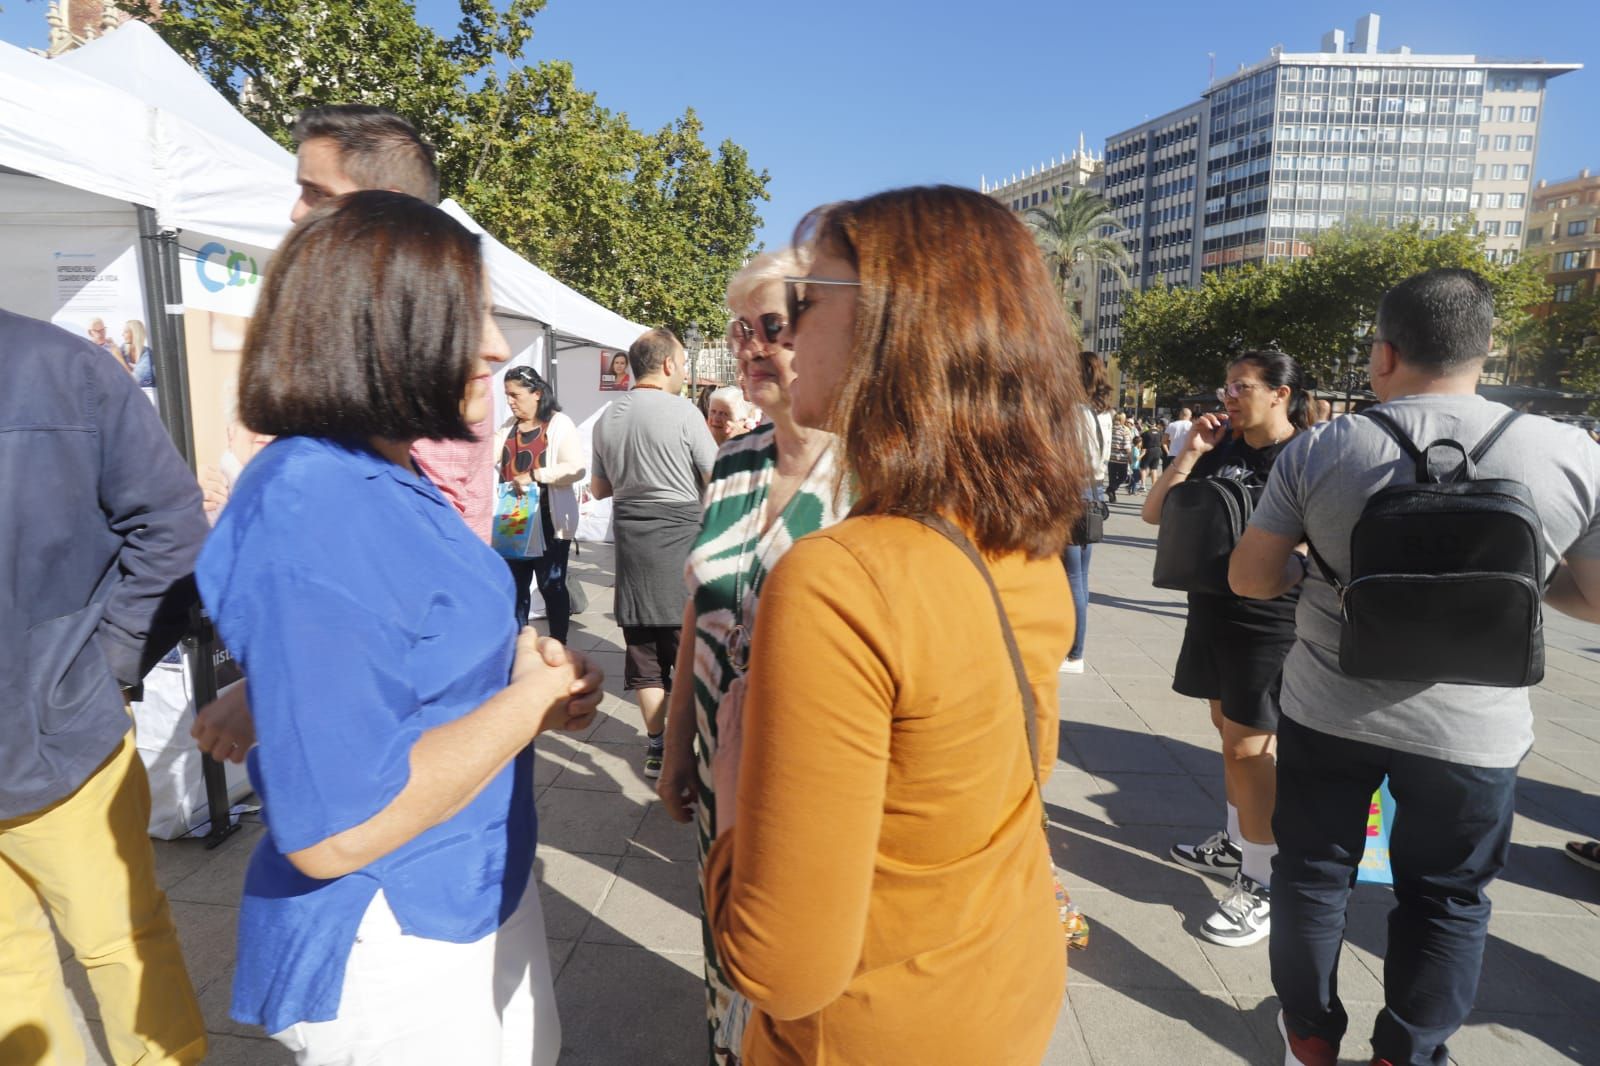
[{"left": 685, "top": 423, "right": 845, "bottom": 1064}]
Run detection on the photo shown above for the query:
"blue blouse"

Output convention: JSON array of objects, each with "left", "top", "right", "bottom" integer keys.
[{"left": 196, "top": 436, "right": 534, "bottom": 1033}]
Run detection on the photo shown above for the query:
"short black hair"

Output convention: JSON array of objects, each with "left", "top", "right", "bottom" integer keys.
[
  {"left": 628, "top": 328, "right": 681, "bottom": 380},
  {"left": 1375, "top": 268, "right": 1494, "bottom": 372},
  {"left": 504, "top": 364, "right": 561, "bottom": 422},
  {"left": 241, "top": 191, "right": 481, "bottom": 441},
  {"left": 292, "top": 105, "right": 440, "bottom": 204}
]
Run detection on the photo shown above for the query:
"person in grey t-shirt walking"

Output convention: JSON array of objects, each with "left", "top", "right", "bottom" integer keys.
[
  {"left": 1230, "top": 269, "right": 1600, "bottom": 1066},
  {"left": 590, "top": 328, "right": 718, "bottom": 779}
]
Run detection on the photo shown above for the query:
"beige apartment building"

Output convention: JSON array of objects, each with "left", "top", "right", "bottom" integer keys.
[{"left": 1526, "top": 169, "right": 1600, "bottom": 305}]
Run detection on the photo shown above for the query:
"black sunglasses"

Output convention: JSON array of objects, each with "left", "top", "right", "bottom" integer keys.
[
  {"left": 783, "top": 276, "right": 862, "bottom": 331},
  {"left": 729, "top": 312, "right": 786, "bottom": 346}
]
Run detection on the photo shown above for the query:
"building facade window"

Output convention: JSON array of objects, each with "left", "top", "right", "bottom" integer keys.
[
  {"left": 1507, "top": 193, "right": 1526, "bottom": 209},
  {"left": 1520, "top": 106, "right": 1537, "bottom": 122},
  {"left": 1513, "top": 164, "right": 1530, "bottom": 179},
  {"left": 1516, "top": 135, "right": 1534, "bottom": 151},
  {"left": 1494, "top": 135, "right": 1511, "bottom": 150},
  {"left": 1569, "top": 220, "right": 1590, "bottom": 236}
]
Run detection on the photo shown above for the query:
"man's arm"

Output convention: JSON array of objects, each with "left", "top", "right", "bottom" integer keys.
[
  {"left": 588, "top": 474, "right": 613, "bottom": 501},
  {"left": 93, "top": 356, "right": 209, "bottom": 685},
  {"left": 1547, "top": 557, "right": 1600, "bottom": 624},
  {"left": 1229, "top": 527, "right": 1308, "bottom": 600}
]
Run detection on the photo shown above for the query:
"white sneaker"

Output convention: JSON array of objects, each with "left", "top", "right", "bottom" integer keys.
[
  {"left": 1200, "top": 872, "right": 1271, "bottom": 947},
  {"left": 1170, "top": 830, "right": 1243, "bottom": 879},
  {"left": 1059, "top": 657, "right": 1085, "bottom": 674}
]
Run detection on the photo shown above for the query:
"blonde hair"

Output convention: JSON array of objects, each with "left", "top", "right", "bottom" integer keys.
[
  {"left": 123, "top": 319, "right": 148, "bottom": 351},
  {"left": 725, "top": 247, "right": 813, "bottom": 313},
  {"left": 708, "top": 384, "right": 755, "bottom": 422}
]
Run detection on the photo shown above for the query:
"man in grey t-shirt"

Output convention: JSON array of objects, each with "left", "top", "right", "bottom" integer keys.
[
  {"left": 1231, "top": 269, "right": 1600, "bottom": 1066},
  {"left": 590, "top": 328, "right": 717, "bottom": 778}
]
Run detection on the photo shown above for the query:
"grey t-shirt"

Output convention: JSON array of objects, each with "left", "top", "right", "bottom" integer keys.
[
  {"left": 590, "top": 388, "right": 717, "bottom": 504},
  {"left": 1250, "top": 394, "right": 1600, "bottom": 768}
]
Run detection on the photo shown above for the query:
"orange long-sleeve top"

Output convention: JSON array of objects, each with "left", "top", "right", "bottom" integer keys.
[{"left": 704, "top": 515, "right": 1073, "bottom": 1065}]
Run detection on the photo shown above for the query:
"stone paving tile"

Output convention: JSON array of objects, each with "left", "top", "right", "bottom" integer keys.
[
  {"left": 553, "top": 941, "right": 705, "bottom": 1066},
  {"left": 587, "top": 855, "right": 702, "bottom": 955},
  {"left": 535, "top": 783, "right": 651, "bottom": 856},
  {"left": 536, "top": 849, "right": 623, "bottom": 941},
  {"left": 1070, "top": 987, "right": 1275, "bottom": 1065}
]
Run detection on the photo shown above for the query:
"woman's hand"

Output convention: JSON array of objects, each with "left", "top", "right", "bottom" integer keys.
[
  {"left": 191, "top": 683, "right": 255, "bottom": 763},
  {"left": 657, "top": 742, "right": 698, "bottom": 824},
  {"left": 1184, "top": 413, "right": 1230, "bottom": 458},
  {"left": 512, "top": 631, "right": 604, "bottom": 736}
]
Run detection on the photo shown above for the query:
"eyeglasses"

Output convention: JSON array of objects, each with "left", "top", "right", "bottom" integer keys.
[
  {"left": 1216, "top": 381, "right": 1268, "bottom": 401},
  {"left": 729, "top": 312, "right": 786, "bottom": 346},
  {"left": 783, "top": 275, "right": 862, "bottom": 331}
]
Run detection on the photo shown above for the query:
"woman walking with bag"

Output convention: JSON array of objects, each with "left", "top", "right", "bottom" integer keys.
[
  {"left": 1140, "top": 349, "right": 1311, "bottom": 948},
  {"left": 1107, "top": 412, "right": 1134, "bottom": 502},
  {"left": 656, "top": 248, "right": 848, "bottom": 1064},
  {"left": 704, "top": 186, "right": 1089, "bottom": 1064},
  {"left": 496, "top": 365, "right": 587, "bottom": 639},
  {"left": 1061, "top": 351, "right": 1113, "bottom": 675}
]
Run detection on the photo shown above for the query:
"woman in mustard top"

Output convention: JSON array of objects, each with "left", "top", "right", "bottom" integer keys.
[{"left": 703, "top": 186, "right": 1092, "bottom": 1065}]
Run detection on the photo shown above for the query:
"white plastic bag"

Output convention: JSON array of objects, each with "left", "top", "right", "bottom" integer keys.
[{"left": 130, "top": 658, "right": 255, "bottom": 840}]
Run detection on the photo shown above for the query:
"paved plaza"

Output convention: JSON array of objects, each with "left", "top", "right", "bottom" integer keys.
[{"left": 65, "top": 501, "right": 1600, "bottom": 1064}]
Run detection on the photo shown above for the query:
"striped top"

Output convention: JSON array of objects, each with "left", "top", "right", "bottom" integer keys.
[{"left": 685, "top": 424, "right": 845, "bottom": 1007}]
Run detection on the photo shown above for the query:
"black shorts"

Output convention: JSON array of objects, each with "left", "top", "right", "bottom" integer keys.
[
  {"left": 622, "top": 625, "right": 681, "bottom": 691},
  {"left": 1171, "top": 597, "right": 1294, "bottom": 732}
]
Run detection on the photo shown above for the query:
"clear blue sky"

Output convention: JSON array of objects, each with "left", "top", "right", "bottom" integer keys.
[{"left": 3, "top": 0, "right": 1595, "bottom": 249}]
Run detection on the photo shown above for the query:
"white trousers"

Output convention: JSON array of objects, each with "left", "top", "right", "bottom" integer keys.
[{"left": 271, "top": 880, "right": 561, "bottom": 1065}]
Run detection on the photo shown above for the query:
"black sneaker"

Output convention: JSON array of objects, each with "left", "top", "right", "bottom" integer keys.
[
  {"left": 1200, "top": 872, "right": 1270, "bottom": 947},
  {"left": 1170, "top": 831, "right": 1242, "bottom": 879},
  {"left": 643, "top": 747, "right": 663, "bottom": 779}
]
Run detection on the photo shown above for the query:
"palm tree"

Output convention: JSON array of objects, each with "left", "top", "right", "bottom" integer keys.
[{"left": 1026, "top": 188, "right": 1132, "bottom": 338}]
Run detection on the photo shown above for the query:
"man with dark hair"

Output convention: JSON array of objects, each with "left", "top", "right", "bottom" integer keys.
[
  {"left": 589, "top": 328, "right": 717, "bottom": 777},
  {"left": 0, "top": 308, "right": 210, "bottom": 1064},
  {"left": 289, "top": 105, "right": 441, "bottom": 221},
  {"left": 1230, "top": 268, "right": 1600, "bottom": 1066},
  {"left": 285, "top": 104, "right": 499, "bottom": 540}
]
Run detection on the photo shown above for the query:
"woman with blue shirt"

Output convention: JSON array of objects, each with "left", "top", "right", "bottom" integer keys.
[{"left": 197, "top": 192, "right": 603, "bottom": 1065}]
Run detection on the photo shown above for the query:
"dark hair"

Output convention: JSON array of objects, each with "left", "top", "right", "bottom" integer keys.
[
  {"left": 795, "top": 185, "right": 1089, "bottom": 558},
  {"left": 1080, "top": 350, "right": 1113, "bottom": 414},
  {"left": 504, "top": 364, "right": 561, "bottom": 422},
  {"left": 292, "top": 105, "right": 440, "bottom": 205},
  {"left": 1375, "top": 268, "right": 1494, "bottom": 372},
  {"left": 628, "top": 328, "right": 681, "bottom": 380},
  {"left": 240, "top": 191, "right": 481, "bottom": 441},
  {"left": 1230, "top": 349, "right": 1312, "bottom": 431}
]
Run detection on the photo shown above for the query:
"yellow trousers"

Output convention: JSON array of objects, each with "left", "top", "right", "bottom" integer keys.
[{"left": 0, "top": 735, "right": 206, "bottom": 1066}]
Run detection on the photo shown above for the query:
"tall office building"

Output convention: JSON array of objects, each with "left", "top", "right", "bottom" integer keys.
[{"left": 1094, "top": 12, "right": 1580, "bottom": 356}]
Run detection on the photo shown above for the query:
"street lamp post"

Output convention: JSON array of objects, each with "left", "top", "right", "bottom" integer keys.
[{"left": 684, "top": 322, "right": 703, "bottom": 400}]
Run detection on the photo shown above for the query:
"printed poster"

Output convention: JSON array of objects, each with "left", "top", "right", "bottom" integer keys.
[{"left": 599, "top": 350, "right": 632, "bottom": 391}]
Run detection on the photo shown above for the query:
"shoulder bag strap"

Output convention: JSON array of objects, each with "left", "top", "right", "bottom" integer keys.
[
  {"left": 1469, "top": 410, "right": 1521, "bottom": 463},
  {"left": 913, "top": 515, "right": 1041, "bottom": 784}
]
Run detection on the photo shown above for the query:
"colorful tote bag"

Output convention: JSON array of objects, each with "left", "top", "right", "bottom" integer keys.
[
  {"left": 492, "top": 483, "right": 547, "bottom": 559},
  {"left": 1356, "top": 779, "right": 1398, "bottom": 885}
]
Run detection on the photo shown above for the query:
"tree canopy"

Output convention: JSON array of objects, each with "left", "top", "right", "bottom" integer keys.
[
  {"left": 1119, "top": 222, "right": 1549, "bottom": 396},
  {"left": 123, "top": 0, "right": 769, "bottom": 336},
  {"left": 1025, "top": 189, "right": 1130, "bottom": 340}
]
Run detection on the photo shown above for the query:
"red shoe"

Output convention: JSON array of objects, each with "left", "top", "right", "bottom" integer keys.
[{"left": 1278, "top": 1011, "right": 1338, "bottom": 1066}]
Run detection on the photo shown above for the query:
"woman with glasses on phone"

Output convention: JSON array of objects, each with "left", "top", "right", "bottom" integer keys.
[
  {"left": 1140, "top": 350, "right": 1311, "bottom": 950},
  {"left": 656, "top": 248, "right": 848, "bottom": 1065},
  {"left": 495, "top": 365, "right": 587, "bottom": 639},
  {"left": 703, "top": 187, "right": 1088, "bottom": 1065}
]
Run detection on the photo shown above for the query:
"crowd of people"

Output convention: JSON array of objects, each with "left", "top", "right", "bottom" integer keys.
[{"left": 6, "top": 101, "right": 1600, "bottom": 1066}]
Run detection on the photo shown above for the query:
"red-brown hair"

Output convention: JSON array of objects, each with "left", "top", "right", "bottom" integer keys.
[{"left": 796, "top": 185, "right": 1089, "bottom": 558}]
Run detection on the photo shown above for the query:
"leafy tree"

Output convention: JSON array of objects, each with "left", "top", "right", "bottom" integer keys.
[
  {"left": 122, "top": 0, "right": 768, "bottom": 335},
  {"left": 1536, "top": 289, "right": 1600, "bottom": 401},
  {"left": 1025, "top": 188, "right": 1130, "bottom": 338},
  {"left": 1120, "top": 221, "right": 1551, "bottom": 396}
]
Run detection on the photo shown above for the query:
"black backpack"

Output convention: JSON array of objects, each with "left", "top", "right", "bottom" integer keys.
[
  {"left": 1151, "top": 471, "right": 1255, "bottom": 596},
  {"left": 1306, "top": 409, "right": 1545, "bottom": 688}
]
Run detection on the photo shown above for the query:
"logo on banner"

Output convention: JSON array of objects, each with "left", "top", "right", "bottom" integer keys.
[{"left": 195, "top": 242, "right": 261, "bottom": 294}]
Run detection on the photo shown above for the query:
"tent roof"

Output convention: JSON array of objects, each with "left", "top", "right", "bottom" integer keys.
[
  {"left": 54, "top": 21, "right": 284, "bottom": 166},
  {"left": 2, "top": 23, "right": 646, "bottom": 349},
  {"left": 441, "top": 201, "right": 644, "bottom": 352}
]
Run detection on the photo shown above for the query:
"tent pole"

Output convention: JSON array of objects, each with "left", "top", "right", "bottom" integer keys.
[
  {"left": 135, "top": 206, "right": 196, "bottom": 467},
  {"left": 136, "top": 205, "right": 237, "bottom": 849}
]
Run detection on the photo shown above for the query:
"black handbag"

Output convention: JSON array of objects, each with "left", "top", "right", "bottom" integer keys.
[{"left": 1306, "top": 409, "right": 1545, "bottom": 687}]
